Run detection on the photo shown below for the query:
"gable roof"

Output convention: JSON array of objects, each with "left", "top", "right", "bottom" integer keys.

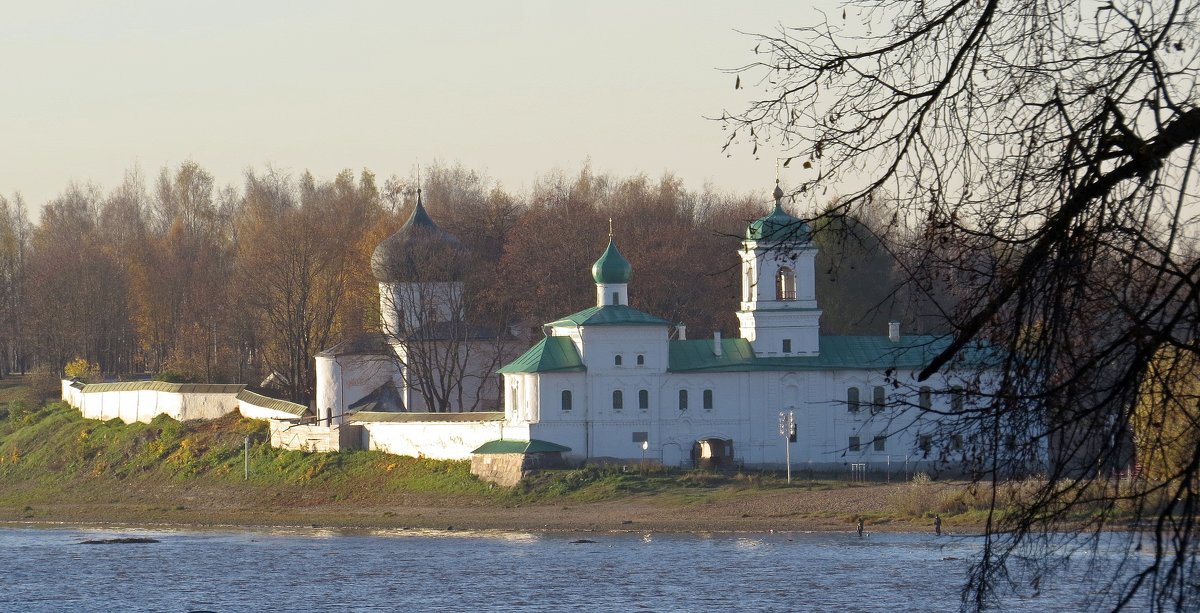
[
  {"left": 347, "top": 381, "right": 406, "bottom": 413},
  {"left": 497, "top": 336, "right": 586, "bottom": 374},
  {"left": 547, "top": 304, "right": 672, "bottom": 328},
  {"left": 471, "top": 439, "right": 572, "bottom": 454},
  {"left": 236, "top": 389, "right": 309, "bottom": 417}
]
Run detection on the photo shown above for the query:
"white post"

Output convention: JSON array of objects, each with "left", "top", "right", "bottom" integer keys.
[
  {"left": 244, "top": 436, "right": 249, "bottom": 480},
  {"left": 779, "top": 410, "right": 795, "bottom": 484}
]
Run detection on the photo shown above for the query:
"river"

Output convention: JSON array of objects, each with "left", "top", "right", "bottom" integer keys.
[{"left": 0, "top": 525, "right": 1144, "bottom": 611}]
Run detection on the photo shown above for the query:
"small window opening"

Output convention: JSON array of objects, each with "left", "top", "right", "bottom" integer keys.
[
  {"left": 612, "top": 390, "right": 623, "bottom": 410},
  {"left": 849, "top": 436, "right": 861, "bottom": 452},
  {"left": 782, "top": 339, "right": 792, "bottom": 353},
  {"left": 638, "top": 389, "right": 649, "bottom": 410},
  {"left": 847, "top": 387, "right": 861, "bottom": 413},
  {"left": 614, "top": 354, "right": 622, "bottom": 366},
  {"left": 632, "top": 431, "right": 648, "bottom": 443},
  {"left": 919, "top": 386, "right": 932, "bottom": 410},
  {"left": 873, "top": 434, "right": 886, "bottom": 452},
  {"left": 703, "top": 389, "right": 713, "bottom": 410},
  {"left": 636, "top": 354, "right": 645, "bottom": 366},
  {"left": 612, "top": 291, "right": 619, "bottom": 305},
  {"left": 561, "top": 390, "right": 572, "bottom": 412},
  {"left": 678, "top": 389, "right": 688, "bottom": 411},
  {"left": 872, "top": 386, "right": 885, "bottom": 414}
]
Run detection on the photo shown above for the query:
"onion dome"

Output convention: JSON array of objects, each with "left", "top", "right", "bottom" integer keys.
[
  {"left": 591, "top": 238, "right": 631, "bottom": 284},
  {"left": 371, "top": 190, "right": 465, "bottom": 283},
  {"left": 747, "top": 181, "right": 811, "bottom": 242}
]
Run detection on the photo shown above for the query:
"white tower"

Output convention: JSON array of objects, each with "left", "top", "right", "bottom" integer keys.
[{"left": 736, "top": 181, "right": 821, "bottom": 356}]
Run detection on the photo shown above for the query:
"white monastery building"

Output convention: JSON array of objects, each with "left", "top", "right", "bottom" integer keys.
[{"left": 67, "top": 182, "right": 996, "bottom": 474}]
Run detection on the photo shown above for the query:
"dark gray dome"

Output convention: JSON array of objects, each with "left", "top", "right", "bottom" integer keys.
[{"left": 371, "top": 191, "right": 466, "bottom": 283}]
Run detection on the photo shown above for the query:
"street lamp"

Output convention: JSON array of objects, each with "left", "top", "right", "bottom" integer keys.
[
  {"left": 779, "top": 410, "right": 795, "bottom": 484},
  {"left": 641, "top": 440, "right": 649, "bottom": 468}
]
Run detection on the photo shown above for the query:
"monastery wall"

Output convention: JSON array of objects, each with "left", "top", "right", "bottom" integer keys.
[
  {"left": 61, "top": 380, "right": 241, "bottom": 424},
  {"left": 356, "top": 413, "right": 523, "bottom": 461}
]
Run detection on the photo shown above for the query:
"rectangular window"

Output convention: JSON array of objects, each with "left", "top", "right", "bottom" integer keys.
[
  {"left": 703, "top": 389, "right": 713, "bottom": 410},
  {"left": 612, "top": 291, "right": 619, "bottom": 305},
  {"left": 847, "top": 387, "right": 860, "bottom": 413},
  {"left": 782, "top": 339, "right": 792, "bottom": 353},
  {"left": 615, "top": 354, "right": 623, "bottom": 366},
  {"left": 632, "top": 431, "right": 648, "bottom": 443},
  {"left": 919, "top": 435, "right": 932, "bottom": 453},
  {"left": 638, "top": 389, "right": 649, "bottom": 410},
  {"left": 872, "top": 386, "right": 885, "bottom": 415},
  {"left": 678, "top": 390, "right": 688, "bottom": 411},
  {"left": 951, "top": 434, "right": 964, "bottom": 451},
  {"left": 873, "top": 435, "right": 886, "bottom": 452},
  {"left": 919, "top": 386, "right": 932, "bottom": 410},
  {"left": 951, "top": 386, "right": 964, "bottom": 412},
  {"left": 849, "top": 436, "right": 861, "bottom": 452},
  {"left": 612, "top": 390, "right": 623, "bottom": 410}
]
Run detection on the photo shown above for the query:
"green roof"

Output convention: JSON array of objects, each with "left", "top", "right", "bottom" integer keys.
[
  {"left": 548, "top": 304, "right": 671, "bottom": 328},
  {"left": 747, "top": 204, "right": 811, "bottom": 242},
  {"left": 79, "top": 381, "right": 245, "bottom": 394},
  {"left": 236, "top": 389, "right": 308, "bottom": 417},
  {"left": 471, "top": 439, "right": 572, "bottom": 454},
  {"left": 591, "top": 239, "right": 632, "bottom": 284},
  {"left": 668, "top": 335, "right": 970, "bottom": 372},
  {"left": 497, "top": 336, "right": 586, "bottom": 374}
]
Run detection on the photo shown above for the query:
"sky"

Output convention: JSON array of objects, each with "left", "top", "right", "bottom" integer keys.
[{"left": 1, "top": 1, "right": 832, "bottom": 214}]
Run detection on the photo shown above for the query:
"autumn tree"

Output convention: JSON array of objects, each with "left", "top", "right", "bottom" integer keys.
[{"left": 724, "top": 0, "right": 1200, "bottom": 609}]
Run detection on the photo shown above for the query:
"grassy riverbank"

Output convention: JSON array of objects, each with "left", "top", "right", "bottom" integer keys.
[{"left": 0, "top": 379, "right": 998, "bottom": 533}]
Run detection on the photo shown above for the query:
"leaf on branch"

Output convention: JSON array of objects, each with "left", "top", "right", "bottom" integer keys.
[
  {"left": 803, "top": 160, "right": 813, "bottom": 169},
  {"left": 735, "top": 75, "right": 741, "bottom": 90}
]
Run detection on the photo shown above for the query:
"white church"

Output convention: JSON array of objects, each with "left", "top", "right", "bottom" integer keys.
[
  {"left": 307, "top": 181, "right": 986, "bottom": 471},
  {"left": 60, "top": 182, "right": 1006, "bottom": 476}
]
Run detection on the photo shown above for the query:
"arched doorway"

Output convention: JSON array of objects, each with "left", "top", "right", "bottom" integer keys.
[{"left": 691, "top": 437, "right": 735, "bottom": 469}]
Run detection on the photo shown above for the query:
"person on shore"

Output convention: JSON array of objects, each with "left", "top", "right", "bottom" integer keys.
[
  {"left": 857, "top": 517, "right": 864, "bottom": 538},
  {"left": 934, "top": 514, "right": 942, "bottom": 536}
]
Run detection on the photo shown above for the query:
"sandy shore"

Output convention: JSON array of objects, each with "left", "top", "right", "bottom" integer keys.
[{"left": 1, "top": 481, "right": 964, "bottom": 534}]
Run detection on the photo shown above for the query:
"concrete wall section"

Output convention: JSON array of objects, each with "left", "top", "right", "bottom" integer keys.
[{"left": 270, "top": 422, "right": 361, "bottom": 452}]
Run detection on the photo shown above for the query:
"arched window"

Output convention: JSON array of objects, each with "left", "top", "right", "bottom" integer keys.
[
  {"left": 847, "top": 387, "right": 860, "bottom": 413},
  {"left": 919, "top": 386, "right": 932, "bottom": 410},
  {"left": 638, "top": 389, "right": 649, "bottom": 410},
  {"left": 612, "top": 390, "right": 623, "bottom": 410},
  {"left": 678, "top": 389, "right": 689, "bottom": 411},
  {"left": 561, "top": 390, "right": 572, "bottom": 412},
  {"left": 703, "top": 389, "right": 714, "bottom": 410},
  {"left": 614, "top": 354, "right": 623, "bottom": 366},
  {"left": 636, "top": 354, "right": 645, "bottom": 366},
  {"left": 776, "top": 266, "right": 797, "bottom": 300},
  {"left": 872, "top": 386, "right": 885, "bottom": 414}
]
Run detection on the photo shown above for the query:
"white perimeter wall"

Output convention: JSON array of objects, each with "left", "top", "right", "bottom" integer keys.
[
  {"left": 61, "top": 381, "right": 238, "bottom": 424},
  {"left": 360, "top": 419, "right": 527, "bottom": 461}
]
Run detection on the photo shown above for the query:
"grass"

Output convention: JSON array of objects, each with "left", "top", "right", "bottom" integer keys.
[{"left": 0, "top": 376, "right": 1051, "bottom": 531}]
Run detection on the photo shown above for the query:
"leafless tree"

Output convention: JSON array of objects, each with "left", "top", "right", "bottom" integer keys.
[{"left": 724, "top": 1, "right": 1200, "bottom": 609}]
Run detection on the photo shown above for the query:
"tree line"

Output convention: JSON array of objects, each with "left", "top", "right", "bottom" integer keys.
[{"left": 0, "top": 161, "right": 932, "bottom": 403}]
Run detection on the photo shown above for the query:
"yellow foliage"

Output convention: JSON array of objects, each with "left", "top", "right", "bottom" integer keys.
[
  {"left": 1132, "top": 347, "right": 1200, "bottom": 482},
  {"left": 63, "top": 358, "right": 101, "bottom": 383}
]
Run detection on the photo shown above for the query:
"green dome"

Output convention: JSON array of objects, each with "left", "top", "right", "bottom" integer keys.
[
  {"left": 747, "top": 183, "right": 811, "bottom": 242},
  {"left": 591, "top": 239, "right": 631, "bottom": 284}
]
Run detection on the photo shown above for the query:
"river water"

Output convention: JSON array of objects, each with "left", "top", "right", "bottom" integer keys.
[{"left": 0, "top": 525, "right": 1143, "bottom": 612}]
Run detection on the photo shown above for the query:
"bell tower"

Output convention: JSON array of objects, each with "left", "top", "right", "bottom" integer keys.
[{"left": 736, "top": 181, "right": 821, "bottom": 356}]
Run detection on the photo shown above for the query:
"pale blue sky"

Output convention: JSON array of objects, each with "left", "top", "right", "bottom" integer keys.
[{"left": 1, "top": 1, "right": 834, "bottom": 212}]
